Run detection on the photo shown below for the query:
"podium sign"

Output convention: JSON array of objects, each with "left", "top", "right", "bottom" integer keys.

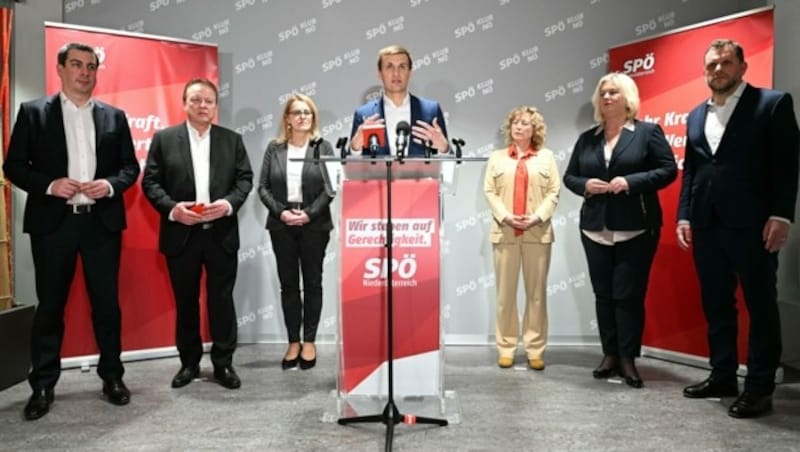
[{"left": 339, "top": 178, "right": 441, "bottom": 396}]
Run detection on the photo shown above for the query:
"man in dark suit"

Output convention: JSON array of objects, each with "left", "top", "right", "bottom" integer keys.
[
  {"left": 677, "top": 39, "right": 799, "bottom": 418},
  {"left": 4, "top": 42, "right": 140, "bottom": 420},
  {"left": 142, "top": 79, "right": 252, "bottom": 390},
  {"left": 349, "top": 45, "right": 450, "bottom": 156}
]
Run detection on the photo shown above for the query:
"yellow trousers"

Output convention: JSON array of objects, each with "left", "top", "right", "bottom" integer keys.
[{"left": 492, "top": 239, "right": 551, "bottom": 359}]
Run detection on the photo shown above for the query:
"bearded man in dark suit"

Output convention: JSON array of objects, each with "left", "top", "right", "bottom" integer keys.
[{"left": 677, "top": 39, "right": 799, "bottom": 419}]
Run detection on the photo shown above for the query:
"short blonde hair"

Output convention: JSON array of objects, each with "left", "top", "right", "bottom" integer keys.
[
  {"left": 276, "top": 93, "right": 320, "bottom": 143},
  {"left": 502, "top": 106, "right": 547, "bottom": 150},
  {"left": 591, "top": 72, "right": 640, "bottom": 124}
]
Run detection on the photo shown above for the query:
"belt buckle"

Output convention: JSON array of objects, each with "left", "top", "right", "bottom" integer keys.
[
  {"left": 71, "top": 204, "right": 91, "bottom": 214},
  {"left": 201, "top": 223, "right": 214, "bottom": 230}
]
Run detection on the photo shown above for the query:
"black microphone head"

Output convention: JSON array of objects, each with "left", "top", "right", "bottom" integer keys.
[
  {"left": 396, "top": 120, "right": 411, "bottom": 135},
  {"left": 310, "top": 137, "right": 323, "bottom": 147}
]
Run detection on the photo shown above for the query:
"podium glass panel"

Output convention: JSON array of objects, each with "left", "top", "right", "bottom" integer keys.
[{"left": 323, "top": 158, "right": 460, "bottom": 424}]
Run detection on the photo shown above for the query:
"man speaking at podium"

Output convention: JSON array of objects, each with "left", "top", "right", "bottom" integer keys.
[{"left": 349, "top": 45, "right": 450, "bottom": 156}]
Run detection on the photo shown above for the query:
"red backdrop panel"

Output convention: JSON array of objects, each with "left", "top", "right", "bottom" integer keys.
[
  {"left": 608, "top": 9, "right": 774, "bottom": 362},
  {"left": 44, "top": 24, "right": 218, "bottom": 357}
]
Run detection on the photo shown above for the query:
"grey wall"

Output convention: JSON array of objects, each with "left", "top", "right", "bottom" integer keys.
[
  {"left": 769, "top": 0, "right": 800, "bottom": 368},
  {"left": 14, "top": 1, "right": 797, "bottom": 351}
]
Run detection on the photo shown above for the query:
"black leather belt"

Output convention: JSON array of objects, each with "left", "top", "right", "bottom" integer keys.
[
  {"left": 287, "top": 202, "right": 304, "bottom": 210},
  {"left": 68, "top": 204, "right": 93, "bottom": 214}
]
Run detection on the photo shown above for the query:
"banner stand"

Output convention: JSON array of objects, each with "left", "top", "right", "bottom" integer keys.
[{"left": 608, "top": 7, "right": 774, "bottom": 367}]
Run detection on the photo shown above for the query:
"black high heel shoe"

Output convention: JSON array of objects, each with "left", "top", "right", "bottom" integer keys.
[
  {"left": 281, "top": 343, "right": 301, "bottom": 370},
  {"left": 619, "top": 357, "right": 643, "bottom": 389},
  {"left": 299, "top": 343, "right": 316, "bottom": 370},
  {"left": 592, "top": 355, "right": 618, "bottom": 379}
]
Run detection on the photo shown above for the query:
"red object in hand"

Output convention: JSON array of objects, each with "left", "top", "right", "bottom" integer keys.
[{"left": 189, "top": 203, "right": 205, "bottom": 214}]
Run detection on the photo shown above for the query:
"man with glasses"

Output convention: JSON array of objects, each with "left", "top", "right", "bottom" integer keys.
[
  {"left": 349, "top": 45, "right": 450, "bottom": 156},
  {"left": 142, "top": 78, "right": 253, "bottom": 390}
]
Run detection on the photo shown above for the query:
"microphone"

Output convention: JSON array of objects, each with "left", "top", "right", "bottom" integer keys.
[
  {"left": 310, "top": 136, "right": 323, "bottom": 162},
  {"left": 451, "top": 138, "right": 465, "bottom": 164},
  {"left": 395, "top": 120, "right": 410, "bottom": 160},
  {"left": 368, "top": 133, "right": 380, "bottom": 159},
  {"left": 335, "top": 136, "right": 349, "bottom": 164},
  {"left": 424, "top": 139, "right": 435, "bottom": 164}
]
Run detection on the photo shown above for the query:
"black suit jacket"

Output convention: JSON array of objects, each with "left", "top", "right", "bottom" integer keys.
[
  {"left": 141, "top": 123, "right": 253, "bottom": 256},
  {"left": 564, "top": 120, "right": 677, "bottom": 231},
  {"left": 678, "top": 84, "right": 799, "bottom": 228},
  {"left": 4, "top": 95, "right": 140, "bottom": 235},
  {"left": 257, "top": 139, "right": 334, "bottom": 231}
]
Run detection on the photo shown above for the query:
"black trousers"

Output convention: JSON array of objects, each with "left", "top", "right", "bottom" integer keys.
[
  {"left": 269, "top": 226, "right": 330, "bottom": 343},
  {"left": 693, "top": 224, "right": 781, "bottom": 395},
  {"left": 29, "top": 212, "right": 124, "bottom": 390},
  {"left": 166, "top": 226, "right": 238, "bottom": 370},
  {"left": 581, "top": 229, "right": 659, "bottom": 358}
]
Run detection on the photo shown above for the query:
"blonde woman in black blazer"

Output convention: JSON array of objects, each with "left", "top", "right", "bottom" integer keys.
[
  {"left": 258, "top": 94, "right": 334, "bottom": 370},
  {"left": 563, "top": 73, "right": 677, "bottom": 388}
]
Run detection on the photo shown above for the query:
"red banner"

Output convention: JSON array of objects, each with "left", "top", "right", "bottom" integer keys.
[
  {"left": 44, "top": 24, "right": 218, "bottom": 357},
  {"left": 339, "top": 178, "right": 440, "bottom": 395},
  {"left": 608, "top": 8, "right": 774, "bottom": 361}
]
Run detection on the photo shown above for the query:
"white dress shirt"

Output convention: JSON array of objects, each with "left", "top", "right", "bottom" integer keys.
[
  {"left": 186, "top": 121, "right": 211, "bottom": 205},
  {"left": 704, "top": 81, "right": 745, "bottom": 155},
  {"left": 382, "top": 93, "right": 411, "bottom": 155},
  {"left": 286, "top": 142, "right": 306, "bottom": 203},
  {"left": 61, "top": 93, "right": 97, "bottom": 205}
]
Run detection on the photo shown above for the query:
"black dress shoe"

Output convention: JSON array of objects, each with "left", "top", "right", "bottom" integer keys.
[
  {"left": 683, "top": 377, "right": 738, "bottom": 399},
  {"left": 299, "top": 355, "right": 317, "bottom": 370},
  {"left": 102, "top": 378, "right": 131, "bottom": 406},
  {"left": 592, "top": 355, "right": 618, "bottom": 379},
  {"left": 592, "top": 367, "right": 616, "bottom": 379},
  {"left": 623, "top": 375, "right": 644, "bottom": 389},
  {"left": 299, "top": 344, "right": 317, "bottom": 370},
  {"left": 282, "top": 343, "right": 301, "bottom": 370},
  {"left": 214, "top": 366, "right": 241, "bottom": 389},
  {"left": 728, "top": 392, "right": 773, "bottom": 418},
  {"left": 171, "top": 366, "right": 200, "bottom": 388},
  {"left": 618, "top": 358, "right": 643, "bottom": 389},
  {"left": 23, "top": 388, "right": 54, "bottom": 421}
]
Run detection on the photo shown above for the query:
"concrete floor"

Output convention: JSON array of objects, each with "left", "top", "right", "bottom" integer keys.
[{"left": 0, "top": 344, "right": 798, "bottom": 451}]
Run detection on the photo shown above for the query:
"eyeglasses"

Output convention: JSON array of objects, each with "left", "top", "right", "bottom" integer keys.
[{"left": 289, "top": 109, "right": 313, "bottom": 117}]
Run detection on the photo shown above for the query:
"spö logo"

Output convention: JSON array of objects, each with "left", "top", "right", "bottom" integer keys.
[
  {"left": 363, "top": 254, "right": 418, "bottom": 280},
  {"left": 622, "top": 52, "right": 655, "bottom": 77}
]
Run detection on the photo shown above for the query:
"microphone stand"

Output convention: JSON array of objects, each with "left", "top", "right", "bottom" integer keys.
[{"left": 337, "top": 139, "right": 447, "bottom": 451}]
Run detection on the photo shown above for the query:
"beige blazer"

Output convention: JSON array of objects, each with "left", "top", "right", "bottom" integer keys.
[{"left": 483, "top": 147, "right": 560, "bottom": 244}]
